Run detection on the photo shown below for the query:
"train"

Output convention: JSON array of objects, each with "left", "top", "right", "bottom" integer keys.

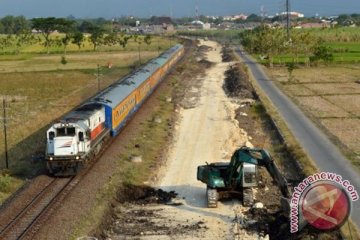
[{"left": 45, "top": 44, "right": 185, "bottom": 176}]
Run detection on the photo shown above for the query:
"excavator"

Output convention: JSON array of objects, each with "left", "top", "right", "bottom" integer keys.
[{"left": 197, "top": 146, "right": 292, "bottom": 211}]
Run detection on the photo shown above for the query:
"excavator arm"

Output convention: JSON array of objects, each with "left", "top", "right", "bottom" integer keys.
[{"left": 237, "top": 147, "right": 292, "bottom": 199}]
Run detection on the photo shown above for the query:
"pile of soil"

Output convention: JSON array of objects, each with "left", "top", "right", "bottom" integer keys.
[
  {"left": 198, "top": 45, "right": 213, "bottom": 53},
  {"left": 198, "top": 59, "right": 214, "bottom": 68},
  {"left": 223, "top": 63, "right": 255, "bottom": 99},
  {"left": 116, "top": 184, "right": 178, "bottom": 204},
  {"left": 221, "top": 44, "right": 235, "bottom": 62},
  {"left": 97, "top": 184, "right": 209, "bottom": 239},
  {"left": 243, "top": 208, "right": 343, "bottom": 240}
]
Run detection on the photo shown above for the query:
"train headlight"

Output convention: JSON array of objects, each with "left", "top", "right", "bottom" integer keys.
[
  {"left": 49, "top": 157, "right": 53, "bottom": 161},
  {"left": 76, "top": 156, "right": 79, "bottom": 160}
]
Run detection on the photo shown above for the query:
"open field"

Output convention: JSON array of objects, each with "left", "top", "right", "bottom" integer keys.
[
  {"left": 257, "top": 41, "right": 360, "bottom": 64},
  {"left": 253, "top": 27, "right": 360, "bottom": 64},
  {"left": 0, "top": 38, "right": 175, "bottom": 203},
  {"left": 0, "top": 33, "right": 173, "bottom": 54},
  {"left": 267, "top": 64, "right": 360, "bottom": 166}
]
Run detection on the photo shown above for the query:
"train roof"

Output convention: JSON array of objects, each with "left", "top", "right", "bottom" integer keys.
[
  {"left": 61, "top": 103, "right": 104, "bottom": 123},
  {"left": 87, "top": 44, "right": 183, "bottom": 109}
]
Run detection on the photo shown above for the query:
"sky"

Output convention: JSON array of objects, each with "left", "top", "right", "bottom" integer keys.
[{"left": 0, "top": 0, "right": 359, "bottom": 19}]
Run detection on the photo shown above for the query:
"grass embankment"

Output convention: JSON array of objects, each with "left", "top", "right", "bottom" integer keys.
[
  {"left": 234, "top": 51, "right": 360, "bottom": 239},
  {"left": 70, "top": 42, "right": 197, "bottom": 238},
  {"left": 0, "top": 38, "right": 177, "bottom": 204}
]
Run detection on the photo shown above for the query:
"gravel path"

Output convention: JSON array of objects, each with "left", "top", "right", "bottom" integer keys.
[{"left": 235, "top": 47, "right": 360, "bottom": 228}]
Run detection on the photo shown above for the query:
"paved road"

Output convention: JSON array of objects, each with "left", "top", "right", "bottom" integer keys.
[{"left": 235, "top": 47, "right": 360, "bottom": 228}]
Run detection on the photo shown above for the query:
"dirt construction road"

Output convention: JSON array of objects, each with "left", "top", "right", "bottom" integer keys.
[
  {"left": 154, "top": 40, "right": 257, "bottom": 239},
  {"left": 108, "top": 40, "right": 264, "bottom": 240}
]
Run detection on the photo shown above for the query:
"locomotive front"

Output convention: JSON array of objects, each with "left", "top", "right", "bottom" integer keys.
[{"left": 46, "top": 103, "right": 108, "bottom": 175}]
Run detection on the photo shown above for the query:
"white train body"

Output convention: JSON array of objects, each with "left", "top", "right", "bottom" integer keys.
[{"left": 46, "top": 103, "right": 109, "bottom": 174}]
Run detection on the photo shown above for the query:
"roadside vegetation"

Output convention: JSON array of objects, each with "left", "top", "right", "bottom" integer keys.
[{"left": 240, "top": 26, "right": 360, "bottom": 66}]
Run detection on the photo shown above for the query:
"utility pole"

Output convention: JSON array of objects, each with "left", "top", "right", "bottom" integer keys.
[
  {"left": 96, "top": 64, "right": 103, "bottom": 91},
  {"left": 2, "top": 99, "right": 9, "bottom": 169},
  {"left": 286, "top": 0, "right": 291, "bottom": 40}
]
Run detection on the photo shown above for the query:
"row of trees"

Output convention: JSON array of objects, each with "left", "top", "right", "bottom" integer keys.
[
  {"left": 0, "top": 17, "right": 153, "bottom": 56},
  {"left": 240, "top": 25, "right": 333, "bottom": 67}
]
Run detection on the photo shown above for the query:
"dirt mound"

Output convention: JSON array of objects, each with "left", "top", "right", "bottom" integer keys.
[
  {"left": 98, "top": 185, "right": 209, "bottom": 239},
  {"left": 116, "top": 184, "right": 178, "bottom": 204},
  {"left": 223, "top": 63, "right": 255, "bottom": 99},
  {"left": 221, "top": 44, "right": 235, "bottom": 62},
  {"left": 198, "top": 45, "right": 213, "bottom": 53},
  {"left": 198, "top": 59, "right": 214, "bottom": 68},
  {"left": 240, "top": 207, "right": 343, "bottom": 240}
]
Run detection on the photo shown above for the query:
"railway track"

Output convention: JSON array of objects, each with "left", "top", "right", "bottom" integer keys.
[
  {"left": 0, "top": 177, "right": 72, "bottom": 240},
  {"left": 0, "top": 139, "right": 115, "bottom": 240}
]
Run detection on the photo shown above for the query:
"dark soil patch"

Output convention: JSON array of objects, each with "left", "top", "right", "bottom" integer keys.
[
  {"left": 198, "top": 45, "right": 213, "bottom": 53},
  {"left": 198, "top": 59, "right": 214, "bottom": 68},
  {"left": 97, "top": 184, "right": 208, "bottom": 239},
  {"left": 222, "top": 44, "right": 235, "bottom": 62},
  {"left": 116, "top": 184, "right": 178, "bottom": 205},
  {"left": 223, "top": 63, "right": 256, "bottom": 99},
  {"left": 242, "top": 209, "right": 343, "bottom": 240}
]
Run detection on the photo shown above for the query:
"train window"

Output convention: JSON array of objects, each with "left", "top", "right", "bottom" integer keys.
[
  {"left": 67, "top": 127, "right": 76, "bottom": 136},
  {"left": 57, "top": 128, "right": 66, "bottom": 136},
  {"left": 49, "top": 131, "right": 55, "bottom": 140},
  {"left": 78, "top": 132, "right": 84, "bottom": 141}
]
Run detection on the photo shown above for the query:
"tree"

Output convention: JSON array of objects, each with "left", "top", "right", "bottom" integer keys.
[
  {"left": 133, "top": 34, "right": 143, "bottom": 64},
  {"left": 118, "top": 32, "right": 132, "bottom": 49},
  {"left": 57, "top": 19, "right": 75, "bottom": 56},
  {"left": 1, "top": 16, "right": 15, "bottom": 34},
  {"left": 144, "top": 35, "right": 152, "bottom": 48},
  {"left": 72, "top": 31, "right": 84, "bottom": 49},
  {"left": 2, "top": 16, "right": 32, "bottom": 54},
  {"left": 103, "top": 32, "right": 118, "bottom": 47},
  {"left": 88, "top": 26, "right": 105, "bottom": 51},
  {"left": 31, "top": 17, "right": 57, "bottom": 53},
  {"left": 310, "top": 46, "right": 334, "bottom": 64},
  {"left": 247, "top": 14, "right": 262, "bottom": 22}
]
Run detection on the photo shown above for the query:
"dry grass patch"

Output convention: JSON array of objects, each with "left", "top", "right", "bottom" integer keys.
[
  {"left": 304, "top": 83, "right": 360, "bottom": 95},
  {"left": 281, "top": 84, "right": 315, "bottom": 96},
  {"left": 324, "top": 95, "right": 360, "bottom": 116},
  {"left": 320, "top": 118, "right": 360, "bottom": 153},
  {"left": 267, "top": 65, "right": 360, "bottom": 84},
  {"left": 0, "top": 52, "right": 157, "bottom": 73},
  {"left": 294, "top": 96, "right": 350, "bottom": 118},
  {"left": 292, "top": 65, "right": 360, "bottom": 83}
]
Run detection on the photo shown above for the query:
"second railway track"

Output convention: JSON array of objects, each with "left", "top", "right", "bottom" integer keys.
[
  {"left": 0, "top": 137, "right": 115, "bottom": 240},
  {"left": 0, "top": 177, "right": 73, "bottom": 240}
]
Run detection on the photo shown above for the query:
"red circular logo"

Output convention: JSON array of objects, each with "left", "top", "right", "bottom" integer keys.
[{"left": 301, "top": 182, "right": 350, "bottom": 230}]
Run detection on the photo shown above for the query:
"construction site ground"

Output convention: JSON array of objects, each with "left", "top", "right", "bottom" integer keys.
[{"left": 96, "top": 41, "right": 342, "bottom": 240}]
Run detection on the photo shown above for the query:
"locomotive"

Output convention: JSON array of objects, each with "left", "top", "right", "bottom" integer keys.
[{"left": 46, "top": 44, "right": 184, "bottom": 175}]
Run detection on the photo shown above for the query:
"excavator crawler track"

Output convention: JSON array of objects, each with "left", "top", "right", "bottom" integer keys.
[
  {"left": 207, "top": 188, "right": 219, "bottom": 208},
  {"left": 243, "top": 188, "right": 254, "bottom": 207}
]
